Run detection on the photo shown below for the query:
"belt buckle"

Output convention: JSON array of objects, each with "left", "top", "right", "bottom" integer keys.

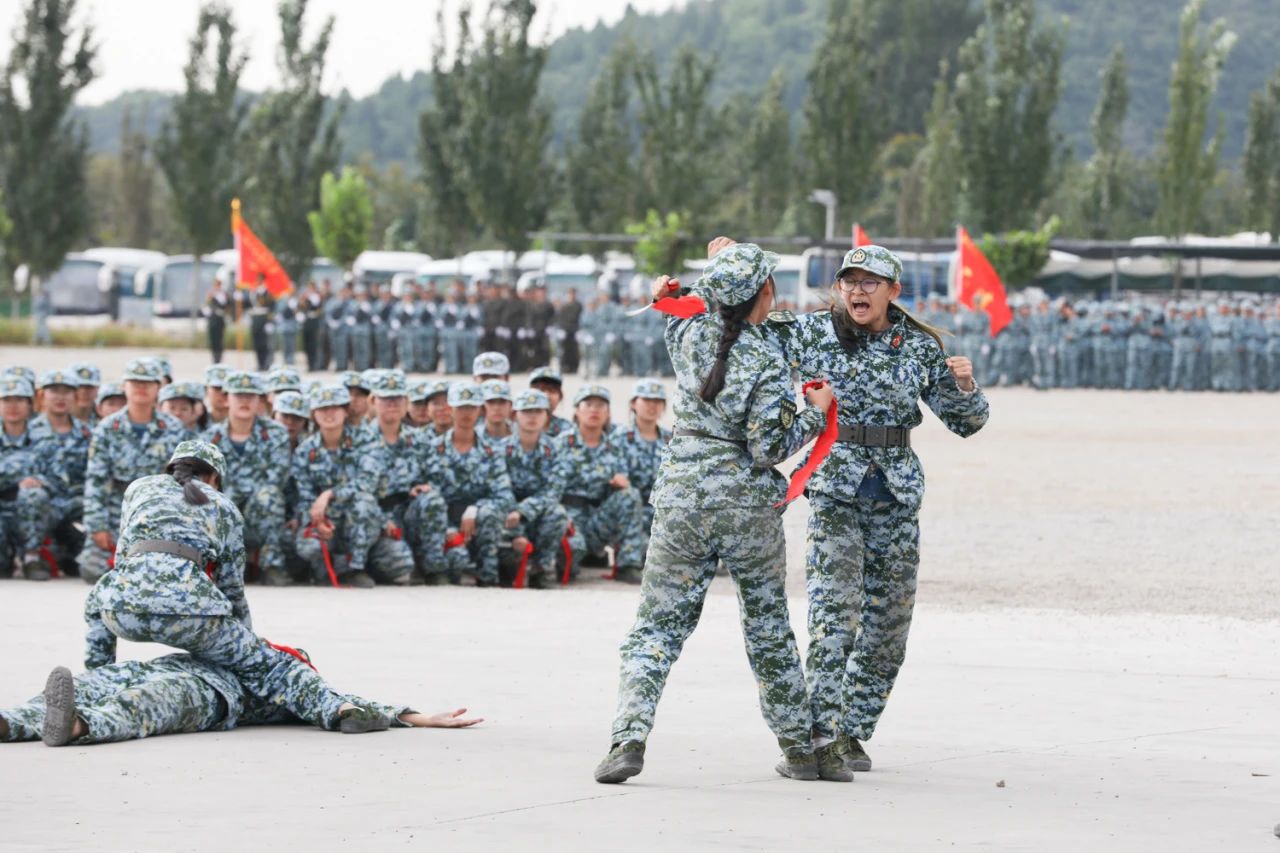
[{"left": 864, "top": 425, "right": 888, "bottom": 446}]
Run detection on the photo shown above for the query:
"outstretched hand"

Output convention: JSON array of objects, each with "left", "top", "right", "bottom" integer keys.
[{"left": 399, "top": 708, "right": 485, "bottom": 728}]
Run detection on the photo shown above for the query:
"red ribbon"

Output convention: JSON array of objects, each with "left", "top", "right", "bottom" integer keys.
[
  {"left": 651, "top": 295, "right": 707, "bottom": 318},
  {"left": 39, "top": 538, "right": 61, "bottom": 579},
  {"left": 303, "top": 522, "right": 342, "bottom": 588},
  {"left": 776, "top": 381, "right": 838, "bottom": 507},
  {"left": 511, "top": 541, "right": 535, "bottom": 589},
  {"left": 265, "top": 641, "right": 317, "bottom": 672},
  {"left": 560, "top": 528, "right": 574, "bottom": 586},
  {"left": 444, "top": 530, "right": 467, "bottom": 550}
]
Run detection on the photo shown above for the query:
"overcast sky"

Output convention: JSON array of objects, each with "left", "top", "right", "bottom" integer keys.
[{"left": 0, "top": 0, "right": 682, "bottom": 104}]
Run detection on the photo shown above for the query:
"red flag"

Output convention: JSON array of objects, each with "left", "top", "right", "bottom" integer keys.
[
  {"left": 852, "top": 223, "right": 872, "bottom": 247},
  {"left": 954, "top": 226, "right": 1012, "bottom": 337},
  {"left": 232, "top": 198, "right": 293, "bottom": 298}
]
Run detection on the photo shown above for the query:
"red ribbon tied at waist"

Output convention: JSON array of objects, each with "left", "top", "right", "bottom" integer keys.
[
  {"left": 651, "top": 294, "right": 707, "bottom": 318},
  {"left": 776, "top": 380, "right": 838, "bottom": 507}
]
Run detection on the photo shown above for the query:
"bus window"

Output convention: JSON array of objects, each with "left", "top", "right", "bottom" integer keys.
[{"left": 46, "top": 260, "right": 111, "bottom": 315}]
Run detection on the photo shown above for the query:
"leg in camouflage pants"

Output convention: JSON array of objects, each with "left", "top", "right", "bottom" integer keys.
[
  {"left": 610, "top": 506, "right": 812, "bottom": 748},
  {"left": 293, "top": 494, "right": 381, "bottom": 581},
  {"left": 566, "top": 487, "right": 646, "bottom": 570},
  {"left": 239, "top": 485, "right": 288, "bottom": 576},
  {"left": 97, "top": 611, "right": 346, "bottom": 728},
  {"left": 0, "top": 486, "right": 55, "bottom": 574},
  {"left": 804, "top": 494, "right": 919, "bottom": 743},
  {"left": 401, "top": 491, "right": 449, "bottom": 577}
]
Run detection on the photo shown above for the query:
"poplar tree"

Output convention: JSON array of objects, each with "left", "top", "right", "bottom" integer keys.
[
  {"left": 566, "top": 44, "right": 637, "bottom": 236},
  {"left": 307, "top": 168, "right": 372, "bottom": 272},
  {"left": 1080, "top": 45, "right": 1130, "bottom": 239},
  {"left": 1241, "top": 69, "right": 1279, "bottom": 238}
]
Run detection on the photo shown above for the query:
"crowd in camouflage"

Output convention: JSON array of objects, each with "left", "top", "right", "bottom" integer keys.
[
  {"left": 922, "top": 294, "right": 1280, "bottom": 392},
  {"left": 215, "top": 277, "right": 674, "bottom": 379},
  {"left": 0, "top": 352, "right": 670, "bottom": 590}
]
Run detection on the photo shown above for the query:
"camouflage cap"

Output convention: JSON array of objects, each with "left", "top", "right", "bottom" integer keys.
[
  {"left": 272, "top": 390, "right": 310, "bottom": 419},
  {"left": 308, "top": 384, "right": 351, "bottom": 412},
  {"left": 338, "top": 370, "right": 370, "bottom": 391},
  {"left": 573, "top": 384, "right": 611, "bottom": 406},
  {"left": 265, "top": 367, "right": 303, "bottom": 394},
  {"left": 122, "top": 358, "right": 165, "bottom": 383},
  {"left": 529, "top": 366, "right": 563, "bottom": 386},
  {"left": 71, "top": 362, "right": 101, "bottom": 386},
  {"left": 2, "top": 366, "right": 36, "bottom": 385},
  {"left": 512, "top": 389, "right": 550, "bottom": 412},
  {"left": 472, "top": 351, "right": 510, "bottom": 376},
  {"left": 38, "top": 368, "right": 81, "bottom": 389},
  {"left": 700, "top": 243, "right": 781, "bottom": 307},
  {"left": 159, "top": 381, "right": 205, "bottom": 403},
  {"left": 359, "top": 368, "right": 383, "bottom": 390},
  {"left": 167, "top": 439, "right": 226, "bottom": 482},
  {"left": 835, "top": 245, "right": 902, "bottom": 283},
  {"left": 223, "top": 370, "right": 265, "bottom": 396},
  {"left": 203, "top": 363, "right": 231, "bottom": 388},
  {"left": 95, "top": 383, "right": 125, "bottom": 405},
  {"left": 373, "top": 369, "right": 410, "bottom": 398},
  {"left": 413, "top": 379, "right": 450, "bottom": 403},
  {"left": 447, "top": 381, "right": 484, "bottom": 407},
  {"left": 481, "top": 379, "right": 512, "bottom": 402},
  {"left": 631, "top": 379, "right": 667, "bottom": 401},
  {"left": 156, "top": 357, "right": 174, "bottom": 379},
  {"left": 0, "top": 375, "right": 34, "bottom": 398}
]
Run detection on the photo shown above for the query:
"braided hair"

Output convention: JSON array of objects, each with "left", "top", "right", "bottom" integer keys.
[
  {"left": 166, "top": 458, "right": 219, "bottom": 506},
  {"left": 699, "top": 282, "right": 769, "bottom": 403}
]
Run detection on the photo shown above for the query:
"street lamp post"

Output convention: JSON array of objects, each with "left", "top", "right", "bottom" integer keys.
[{"left": 809, "top": 189, "right": 837, "bottom": 243}]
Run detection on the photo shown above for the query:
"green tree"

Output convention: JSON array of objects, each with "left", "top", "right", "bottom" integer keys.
[
  {"left": 798, "top": 0, "right": 877, "bottom": 230},
  {"left": 625, "top": 209, "right": 691, "bottom": 277},
  {"left": 902, "top": 70, "right": 961, "bottom": 237},
  {"left": 0, "top": 0, "right": 95, "bottom": 279},
  {"left": 566, "top": 42, "right": 637, "bottom": 237},
  {"left": 417, "top": 5, "right": 478, "bottom": 256},
  {"left": 1079, "top": 45, "right": 1130, "bottom": 239},
  {"left": 307, "top": 168, "right": 372, "bottom": 271},
  {"left": 979, "top": 216, "right": 1059, "bottom": 288},
  {"left": 1242, "top": 68, "right": 1280, "bottom": 237},
  {"left": 738, "top": 70, "right": 793, "bottom": 235},
  {"left": 115, "top": 110, "right": 157, "bottom": 248},
  {"left": 632, "top": 45, "right": 721, "bottom": 233},
  {"left": 1155, "top": 0, "right": 1235, "bottom": 239},
  {"left": 456, "top": 0, "right": 555, "bottom": 254},
  {"left": 244, "top": 0, "right": 342, "bottom": 282},
  {"left": 948, "top": 0, "right": 1065, "bottom": 233},
  {"left": 155, "top": 2, "right": 248, "bottom": 314}
]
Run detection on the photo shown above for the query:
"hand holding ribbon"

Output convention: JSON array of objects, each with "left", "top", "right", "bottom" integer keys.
[{"left": 776, "top": 380, "right": 838, "bottom": 507}]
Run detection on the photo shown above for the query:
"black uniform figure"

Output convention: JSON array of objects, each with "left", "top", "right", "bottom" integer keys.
[
  {"left": 557, "top": 288, "right": 583, "bottom": 374},
  {"left": 302, "top": 280, "right": 325, "bottom": 371},
  {"left": 247, "top": 278, "right": 276, "bottom": 372},
  {"left": 202, "top": 280, "right": 230, "bottom": 364},
  {"left": 527, "top": 286, "right": 555, "bottom": 369}
]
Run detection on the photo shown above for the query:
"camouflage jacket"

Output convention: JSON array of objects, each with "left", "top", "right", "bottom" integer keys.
[
  {"left": 780, "top": 308, "right": 990, "bottom": 511},
  {"left": 28, "top": 414, "right": 92, "bottom": 497},
  {"left": 429, "top": 429, "right": 514, "bottom": 516},
  {"left": 291, "top": 426, "right": 379, "bottom": 517},
  {"left": 369, "top": 425, "right": 442, "bottom": 522},
  {"left": 0, "top": 425, "right": 67, "bottom": 498},
  {"left": 503, "top": 432, "right": 566, "bottom": 520},
  {"left": 612, "top": 424, "right": 672, "bottom": 502},
  {"left": 82, "top": 410, "right": 189, "bottom": 534},
  {"left": 546, "top": 415, "right": 573, "bottom": 438},
  {"left": 88, "top": 473, "right": 250, "bottom": 622},
  {"left": 203, "top": 417, "right": 291, "bottom": 505},
  {"left": 555, "top": 426, "right": 631, "bottom": 504},
  {"left": 654, "top": 303, "right": 825, "bottom": 508}
]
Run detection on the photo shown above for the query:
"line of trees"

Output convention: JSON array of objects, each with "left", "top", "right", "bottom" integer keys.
[{"left": 2, "top": 0, "right": 1280, "bottom": 295}]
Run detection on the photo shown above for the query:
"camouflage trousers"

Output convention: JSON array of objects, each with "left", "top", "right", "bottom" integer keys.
[
  {"left": 234, "top": 485, "right": 288, "bottom": 573},
  {"left": 0, "top": 659, "right": 226, "bottom": 744},
  {"left": 94, "top": 610, "right": 346, "bottom": 728},
  {"left": 804, "top": 494, "right": 919, "bottom": 742},
  {"left": 78, "top": 501, "right": 123, "bottom": 584},
  {"left": 610, "top": 506, "right": 812, "bottom": 747},
  {"left": 0, "top": 486, "right": 54, "bottom": 572},
  {"left": 376, "top": 333, "right": 397, "bottom": 369},
  {"left": 389, "top": 491, "right": 449, "bottom": 576},
  {"left": 444, "top": 502, "right": 507, "bottom": 584},
  {"left": 503, "top": 502, "right": 570, "bottom": 577},
  {"left": 294, "top": 494, "right": 381, "bottom": 581},
  {"left": 565, "top": 487, "right": 646, "bottom": 570},
  {"left": 351, "top": 330, "right": 374, "bottom": 372},
  {"left": 330, "top": 328, "right": 350, "bottom": 371}
]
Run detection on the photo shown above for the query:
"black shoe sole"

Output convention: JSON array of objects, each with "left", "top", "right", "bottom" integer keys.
[
  {"left": 594, "top": 753, "right": 644, "bottom": 783},
  {"left": 42, "top": 667, "right": 76, "bottom": 747},
  {"left": 339, "top": 714, "right": 391, "bottom": 734}
]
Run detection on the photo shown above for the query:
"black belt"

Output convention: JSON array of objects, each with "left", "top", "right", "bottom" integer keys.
[
  {"left": 379, "top": 492, "right": 411, "bottom": 511},
  {"left": 561, "top": 495, "right": 605, "bottom": 510},
  {"left": 0, "top": 484, "right": 18, "bottom": 501},
  {"left": 130, "top": 539, "right": 202, "bottom": 564},
  {"left": 673, "top": 428, "right": 747, "bottom": 450},
  {"left": 836, "top": 425, "right": 911, "bottom": 448}
]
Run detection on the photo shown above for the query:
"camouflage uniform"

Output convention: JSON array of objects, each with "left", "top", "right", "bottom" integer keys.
[
  {"left": 781, "top": 246, "right": 990, "bottom": 745},
  {"left": 367, "top": 371, "right": 442, "bottom": 581},
  {"left": 83, "top": 442, "right": 349, "bottom": 728},
  {"left": 614, "top": 379, "right": 672, "bottom": 538},
  {"left": 79, "top": 360, "right": 188, "bottom": 583},
  {"left": 30, "top": 369, "right": 93, "bottom": 571},
  {"left": 291, "top": 389, "right": 384, "bottom": 583},
  {"left": 557, "top": 388, "right": 646, "bottom": 573},
  {"left": 430, "top": 382, "right": 515, "bottom": 585},
  {"left": 610, "top": 244, "right": 823, "bottom": 752},
  {"left": 203, "top": 372, "right": 291, "bottom": 581},
  {"left": 502, "top": 390, "right": 571, "bottom": 584},
  {"left": 0, "top": 653, "right": 412, "bottom": 744},
  {"left": 0, "top": 377, "right": 64, "bottom": 576}
]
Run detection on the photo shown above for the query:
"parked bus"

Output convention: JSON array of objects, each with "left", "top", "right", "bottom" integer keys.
[
  {"left": 353, "top": 251, "right": 433, "bottom": 288},
  {"left": 41, "top": 248, "right": 167, "bottom": 326}
]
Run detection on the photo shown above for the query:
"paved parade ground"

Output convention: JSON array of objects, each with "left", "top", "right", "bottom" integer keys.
[{"left": 1, "top": 345, "right": 1278, "bottom": 850}]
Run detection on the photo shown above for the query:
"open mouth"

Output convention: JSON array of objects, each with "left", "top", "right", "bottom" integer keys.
[{"left": 849, "top": 297, "right": 872, "bottom": 318}]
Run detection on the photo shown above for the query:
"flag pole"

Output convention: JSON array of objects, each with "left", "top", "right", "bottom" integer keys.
[{"left": 231, "top": 198, "right": 244, "bottom": 357}]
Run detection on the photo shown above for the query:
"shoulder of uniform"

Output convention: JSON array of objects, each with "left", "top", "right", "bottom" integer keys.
[
  {"left": 766, "top": 309, "right": 796, "bottom": 324},
  {"left": 157, "top": 412, "right": 184, "bottom": 430}
]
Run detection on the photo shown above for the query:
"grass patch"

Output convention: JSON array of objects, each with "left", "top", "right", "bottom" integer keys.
[{"left": 0, "top": 318, "right": 212, "bottom": 348}]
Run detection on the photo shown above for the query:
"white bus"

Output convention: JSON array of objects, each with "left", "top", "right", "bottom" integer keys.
[{"left": 41, "top": 247, "right": 167, "bottom": 327}]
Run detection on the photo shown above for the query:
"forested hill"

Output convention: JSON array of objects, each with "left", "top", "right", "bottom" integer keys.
[{"left": 75, "top": 0, "right": 1277, "bottom": 164}]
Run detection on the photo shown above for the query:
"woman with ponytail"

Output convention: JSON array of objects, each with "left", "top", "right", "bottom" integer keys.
[
  {"left": 780, "top": 245, "right": 990, "bottom": 777},
  {"left": 595, "top": 239, "right": 835, "bottom": 785},
  {"left": 77, "top": 440, "right": 395, "bottom": 739}
]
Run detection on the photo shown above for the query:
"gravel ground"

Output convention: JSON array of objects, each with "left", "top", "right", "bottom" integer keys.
[{"left": 4, "top": 343, "right": 1278, "bottom": 620}]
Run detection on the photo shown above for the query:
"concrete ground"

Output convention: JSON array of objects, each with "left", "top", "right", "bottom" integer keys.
[{"left": 1, "top": 345, "right": 1278, "bottom": 851}]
